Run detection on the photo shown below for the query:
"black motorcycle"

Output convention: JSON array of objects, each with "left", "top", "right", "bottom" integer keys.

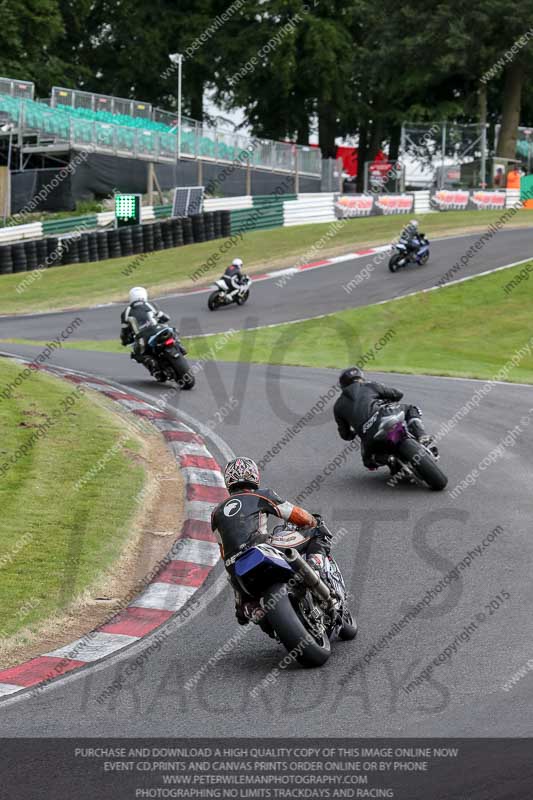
[
  {"left": 132, "top": 325, "right": 195, "bottom": 389},
  {"left": 389, "top": 235, "right": 430, "bottom": 272},
  {"left": 362, "top": 403, "right": 447, "bottom": 490},
  {"left": 208, "top": 275, "right": 251, "bottom": 311},
  {"left": 232, "top": 520, "right": 357, "bottom": 667}
]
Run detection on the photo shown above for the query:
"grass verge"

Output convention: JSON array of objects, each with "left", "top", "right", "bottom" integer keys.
[
  {"left": 1, "top": 209, "right": 532, "bottom": 315},
  {"left": 0, "top": 358, "right": 146, "bottom": 641}
]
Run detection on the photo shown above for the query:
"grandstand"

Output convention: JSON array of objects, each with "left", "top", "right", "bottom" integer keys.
[{"left": 0, "top": 77, "right": 321, "bottom": 176}]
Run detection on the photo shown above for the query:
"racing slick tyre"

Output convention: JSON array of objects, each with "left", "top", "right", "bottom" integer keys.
[
  {"left": 168, "top": 356, "right": 195, "bottom": 390},
  {"left": 397, "top": 438, "right": 448, "bottom": 491},
  {"left": 264, "top": 583, "right": 331, "bottom": 667},
  {"left": 388, "top": 253, "right": 403, "bottom": 273},
  {"left": 208, "top": 291, "right": 221, "bottom": 311},
  {"left": 235, "top": 290, "right": 249, "bottom": 305}
]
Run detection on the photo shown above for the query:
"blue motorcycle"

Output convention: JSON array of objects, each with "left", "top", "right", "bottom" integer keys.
[
  {"left": 389, "top": 234, "right": 430, "bottom": 272},
  {"left": 233, "top": 522, "right": 357, "bottom": 667}
]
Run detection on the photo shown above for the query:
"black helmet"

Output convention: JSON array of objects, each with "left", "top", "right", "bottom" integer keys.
[{"left": 339, "top": 367, "right": 364, "bottom": 388}]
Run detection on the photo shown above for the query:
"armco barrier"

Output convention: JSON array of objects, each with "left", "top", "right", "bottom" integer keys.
[
  {"left": 283, "top": 194, "right": 336, "bottom": 226},
  {"left": 414, "top": 190, "right": 432, "bottom": 214},
  {"left": 42, "top": 214, "right": 98, "bottom": 236},
  {"left": 0, "top": 221, "right": 43, "bottom": 244}
]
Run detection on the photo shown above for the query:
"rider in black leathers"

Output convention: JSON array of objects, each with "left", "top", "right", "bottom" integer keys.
[
  {"left": 400, "top": 219, "right": 425, "bottom": 255},
  {"left": 333, "top": 367, "right": 435, "bottom": 469},
  {"left": 120, "top": 286, "right": 172, "bottom": 379},
  {"left": 211, "top": 457, "right": 333, "bottom": 624},
  {"left": 221, "top": 258, "right": 248, "bottom": 294}
]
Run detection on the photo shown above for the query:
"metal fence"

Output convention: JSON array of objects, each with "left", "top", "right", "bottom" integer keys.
[
  {"left": 51, "top": 87, "right": 152, "bottom": 119},
  {"left": 400, "top": 122, "right": 487, "bottom": 189},
  {"left": 0, "top": 77, "right": 34, "bottom": 100}
]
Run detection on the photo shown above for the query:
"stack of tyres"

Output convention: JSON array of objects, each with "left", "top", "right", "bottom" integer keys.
[
  {"left": 182, "top": 217, "right": 194, "bottom": 245},
  {"left": 204, "top": 212, "right": 217, "bottom": 241},
  {"left": 12, "top": 242, "right": 27, "bottom": 273},
  {"left": 23, "top": 240, "right": 38, "bottom": 271},
  {"left": 191, "top": 213, "right": 206, "bottom": 243},
  {"left": 131, "top": 225, "right": 144, "bottom": 254},
  {"left": 108, "top": 229, "right": 121, "bottom": 259},
  {"left": 63, "top": 235, "right": 80, "bottom": 265},
  {"left": 220, "top": 210, "right": 231, "bottom": 237},
  {"left": 36, "top": 239, "right": 48, "bottom": 270},
  {"left": 118, "top": 226, "right": 134, "bottom": 257},
  {"left": 161, "top": 219, "right": 174, "bottom": 249},
  {"left": 142, "top": 223, "right": 155, "bottom": 253},
  {"left": 171, "top": 218, "right": 184, "bottom": 247},
  {"left": 0, "top": 245, "right": 13, "bottom": 274},
  {"left": 87, "top": 232, "right": 100, "bottom": 262},
  {"left": 79, "top": 234, "right": 91, "bottom": 264},
  {"left": 46, "top": 237, "right": 62, "bottom": 268},
  {"left": 97, "top": 230, "right": 110, "bottom": 261},
  {"left": 213, "top": 211, "right": 223, "bottom": 239},
  {"left": 152, "top": 222, "right": 163, "bottom": 251}
]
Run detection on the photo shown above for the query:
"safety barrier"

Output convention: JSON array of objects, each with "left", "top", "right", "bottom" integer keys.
[
  {"left": 0, "top": 211, "right": 231, "bottom": 275},
  {"left": 283, "top": 193, "right": 336, "bottom": 226},
  {"left": 0, "top": 189, "right": 528, "bottom": 256},
  {"left": 0, "top": 221, "right": 43, "bottom": 244},
  {"left": 413, "top": 190, "right": 433, "bottom": 214}
]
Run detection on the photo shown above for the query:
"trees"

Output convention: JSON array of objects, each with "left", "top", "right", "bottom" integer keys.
[
  {"left": 0, "top": 0, "right": 64, "bottom": 94},
  {"left": 1, "top": 0, "right": 533, "bottom": 165}
]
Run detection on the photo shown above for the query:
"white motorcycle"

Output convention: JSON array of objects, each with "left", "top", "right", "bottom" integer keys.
[{"left": 208, "top": 275, "right": 251, "bottom": 310}]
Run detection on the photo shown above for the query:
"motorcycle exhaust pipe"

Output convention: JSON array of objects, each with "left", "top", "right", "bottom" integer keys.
[{"left": 284, "top": 548, "right": 336, "bottom": 609}]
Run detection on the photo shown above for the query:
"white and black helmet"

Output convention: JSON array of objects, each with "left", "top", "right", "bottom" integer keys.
[
  {"left": 224, "top": 457, "right": 260, "bottom": 490},
  {"left": 232, "top": 258, "right": 243, "bottom": 269},
  {"left": 129, "top": 286, "right": 148, "bottom": 303}
]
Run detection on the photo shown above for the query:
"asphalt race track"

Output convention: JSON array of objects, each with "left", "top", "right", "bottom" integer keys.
[
  {"left": 1, "top": 227, "right": 532, "bottom": 339},
  {"left": 0, "top": 227, "right": 531, "bottom": 738},
  {"left": 0, "top": 355, "right": 531, "bottom": 736}
]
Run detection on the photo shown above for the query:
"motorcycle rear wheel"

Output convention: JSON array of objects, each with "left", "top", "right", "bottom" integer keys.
[
  {"left": 338, "top": 608, "right": 358, "bottom": 641},
  {"left": 264, "top": 583, "right": 331, "bottom": 667},
  {"left": 165, "top": 354, "right": 195, "bottom": 390},
  {"left": 397, "top": 438, "right": 447, "bottom": 491}
]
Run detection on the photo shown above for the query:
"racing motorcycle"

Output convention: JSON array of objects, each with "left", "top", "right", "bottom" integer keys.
[
  {"left": 363, "top": 403, "right": 447, "bottom": 490},
  {"left": 131, "top": 325, "right": 195, "bottom": 389},
  {"left": 232, "top": 520, "right": 357, "bottom": 667},
  {"left": 388, "top": 235, "right": 430, "bottom": 272},
  {"left": 208, "top": 275, "right": 252, "bottom": 311}
]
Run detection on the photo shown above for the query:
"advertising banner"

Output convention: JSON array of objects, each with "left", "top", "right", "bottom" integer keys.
[
  {"left": 430, "top": 189, "right": 507, "bottom": 211},
  {"left": 335, "top": 193, "right": 414, "bottom": 219}
]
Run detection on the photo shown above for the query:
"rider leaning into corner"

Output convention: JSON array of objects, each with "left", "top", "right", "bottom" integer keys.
[
  {"left": 211, "top": 457, "right": 335, "bottom": 625},
  {"left": 221, "top": 257, "right": 248, "bottom": 293},
  {"left": 333, "top": 367, "right": 437, "bottom": 470},
  {"left": 399, "top": 218, "right": 425, "bottom": 251},
  {"left": 120, "top": 286, "right": 174, "bottom": 380}
]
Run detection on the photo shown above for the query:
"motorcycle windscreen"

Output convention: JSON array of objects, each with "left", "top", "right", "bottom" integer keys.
[{"left": 234, "top": 547, "right": 294, "bottom": 596}]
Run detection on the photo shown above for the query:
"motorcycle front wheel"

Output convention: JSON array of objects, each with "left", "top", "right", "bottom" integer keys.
[
  {"left": 388, "top": 253, "right": 403, "bottom": 273},
  {"left": 208, "top": 291, "right": 221, "bottom": 311},
  {"left": 264, "top": 583, "right": 331, "bottom": 667},
  {"left": 235, "top": 290, "right": 249, "bottom": 305},
  {"left": 419, "top": 251, "right": 430, "bottom": 265}
]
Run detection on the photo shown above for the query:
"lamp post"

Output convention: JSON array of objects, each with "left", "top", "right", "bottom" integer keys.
[{"left": 169, "top": 53, "right": 183, "bottom": 160}]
